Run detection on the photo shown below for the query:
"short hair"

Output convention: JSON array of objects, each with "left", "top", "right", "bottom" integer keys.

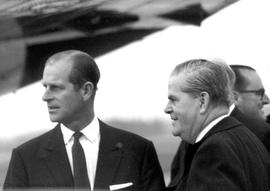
[
  {"left": 45, "top": 50, "right": 100, "bottom": 90},
  {"left": 230, "top": 65, "right": 256, "bottom": 91},
  {"left": 212, "top": 60, "right": 236, "bottom": 104},
  {"left": 212, "top": 60, "right": 235, "bottom": 89},
  {"left": 171, "top": 59, "right": 231, "bottom": 107}
]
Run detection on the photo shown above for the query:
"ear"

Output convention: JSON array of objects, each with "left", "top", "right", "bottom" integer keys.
[
  {"left": 199, "top": 91, "right": 210, "bottom": 114},
  {"left": 233, "top": 91, "right": 240, "bottom": 102},
  {"left": 80, "top": 82, "right": 94, "bottom": 101}
]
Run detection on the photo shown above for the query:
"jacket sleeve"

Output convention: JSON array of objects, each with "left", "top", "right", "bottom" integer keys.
[
  {"left": 3, "top": 148, "right": 29, "bottom": 190},
  {"left": 139, "top": 141, "right": 166, "bottom": 191}
]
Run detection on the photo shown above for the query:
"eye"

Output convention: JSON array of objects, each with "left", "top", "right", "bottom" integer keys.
[
  {"left": 168, "top": 95, "right": 178, "bottom": 103},
  {"left": 51, "top": 85, "right": 61, "bottom": 91}
]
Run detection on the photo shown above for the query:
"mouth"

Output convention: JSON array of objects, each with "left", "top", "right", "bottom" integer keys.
[
  {"left": 48, "top": 106, "right": 59, "bottom": 112},
  {"left": 170, "top": 116, "right": 178, "bottom": 121},
  {"left": 170, "top": 116, "right": 178, "bottom": 126}
]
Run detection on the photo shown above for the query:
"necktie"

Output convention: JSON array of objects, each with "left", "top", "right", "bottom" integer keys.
[{"left": 72, "top": 131, "right": 91, "bottom": 189}]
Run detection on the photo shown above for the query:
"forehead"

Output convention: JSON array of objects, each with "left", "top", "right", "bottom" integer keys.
[
  {"left": 168, "top": 75, "right": 187, "bottom": 98},
  {"left": 242, "top": 70, "right": 263, "bottom": 89},
  {"left": 169, "top": 73, "right": 185, "bottom": 88},
  {"left": 42, "top": 60, "right": 73, "bottom": 83}
]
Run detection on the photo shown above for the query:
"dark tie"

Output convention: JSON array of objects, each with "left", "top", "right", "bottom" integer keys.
[{"left": 72, "top": 131, "right": 91, "bottom": 189}]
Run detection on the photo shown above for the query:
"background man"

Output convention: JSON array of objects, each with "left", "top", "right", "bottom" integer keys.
[
  {"left": 164, "top": 59, "right": 270, "bottom": 191},
  {"left": 230, "top": 65, "right": 270, "bottom": 152},
  {"left": 3, "top": 50, "right": 165, "bottom": 191},
  {"left": 231, "top": 65, "right": 269, "bottom": 121}
]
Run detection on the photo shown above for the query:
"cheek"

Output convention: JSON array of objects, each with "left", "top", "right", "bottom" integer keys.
[
  {"left": 59, "top": 94, "right": 78, "bottom": 111},
  {"left": 246, "top": 98, "right": 261, "bottom": 108},
  {"left": 181, "top": 109, "right": 197, "bottom": 129},
  {"left": 174, "top": 113, "right": 188, "bottom": 130}
]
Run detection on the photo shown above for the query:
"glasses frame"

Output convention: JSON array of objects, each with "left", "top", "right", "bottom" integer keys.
[{"left": 238, "top": 88, "right": 265, "bottom": 99}]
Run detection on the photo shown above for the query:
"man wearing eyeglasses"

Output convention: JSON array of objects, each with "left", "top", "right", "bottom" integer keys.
[
  {"left": 230, "top": 65, "right": 270, "bottom": 152},
  {"left": 231, "top": 65, "right": 269, "bottom": 121}
]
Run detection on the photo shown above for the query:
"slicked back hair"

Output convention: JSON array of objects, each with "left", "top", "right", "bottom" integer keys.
[
  {"left": 171, "top": 59, "right": 231, "bottom": 107},
  {"left": 230, "top": 65, "right": 256, "bottom": 91},
  {"left": 45, "top": 50, "right": 100, "bottom": 90},
  {"left": 212, "top": 60, "right": 236, "bottom": 104}
]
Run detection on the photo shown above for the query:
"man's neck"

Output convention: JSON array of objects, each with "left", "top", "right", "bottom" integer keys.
[
  {"left": 64, "top": 114, "right": 94, "bottom": 132},
  {"left": 199, "top": 106, "right": 229, "bottom": 134}
]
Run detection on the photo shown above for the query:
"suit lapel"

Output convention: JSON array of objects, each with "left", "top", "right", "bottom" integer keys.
[
  {"left": 94, "top": 121, "right": 123, "bottom": 189},
  {"left": 168, "top": 142, "right": 189, "bottom": 187},
  {"left": 168, "top": 142, "right": 201, "bottom": 190},
  {"left": 202, "top": 116, "right": 242, "bottom": 141},
  {"left": 38, "top": 124, "right": 74, "bottom": 187}
]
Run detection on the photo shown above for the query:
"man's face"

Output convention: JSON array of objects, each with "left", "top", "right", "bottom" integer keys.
[
  {"left": 42, "top": 61, "right": 84, "bottom": 126},
  {"left": 235, "top": 70, "right": 269, "bottom": 120},
  {"left": 164, "top": 74, "right": 202, "bottom": 143}
]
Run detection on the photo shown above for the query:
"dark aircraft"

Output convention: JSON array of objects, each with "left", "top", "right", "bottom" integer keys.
[{"left": 0, "top": 0, "right": 236, "bottom": 95}]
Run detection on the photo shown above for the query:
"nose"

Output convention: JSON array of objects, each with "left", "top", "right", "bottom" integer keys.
[
  {"left": 262, "top": 94, "right": 270, "bottom": 105},
  {"left": 42, "top": 88, "right": 53, "bottom": 102},
  {"left": 164, "top": 102, "right": 172, "bottom": 114}
]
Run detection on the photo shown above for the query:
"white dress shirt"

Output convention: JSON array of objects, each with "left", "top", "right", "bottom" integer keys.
[
  {"left": 61, "top": 117, "right": 100, "bottom": 190},
  {"left": 229, "top": 104, "right": 235, "bottom": 115},
  {"left": 195, "top": 113, "right": 229, "bottom": 143}
]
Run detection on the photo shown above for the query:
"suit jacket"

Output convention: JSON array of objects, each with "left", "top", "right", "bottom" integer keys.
[
  {"left": 170, "top": 106, "right": 270, "bottom": 180},
  {"left": 231, "top": 106, "right": 270, "bottom": 152},
  {"left": 167, "top": 116, "right": 270, "bottom": 191},
  {"left": 3, "top": 120, "right": 165, "bottom": 191}
]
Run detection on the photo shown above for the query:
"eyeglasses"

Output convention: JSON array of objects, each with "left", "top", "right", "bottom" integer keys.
[{"left": 238, "top": 88, "right": 265, "bottom": 99}]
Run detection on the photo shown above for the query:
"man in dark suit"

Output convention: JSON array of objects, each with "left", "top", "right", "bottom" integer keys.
[
  {"left": 170, "top": 63, "right": 270, "bottom": 180},
  {"left": 230, "top": 65, "right": 269, "bottom": 121},
  {"left": 230, "top": 65, "right": 270, "bottom": 152},
  {"left": 3, "top": 50, "right": 165, "bottom": 191},
  {"left": 164, "top": 59, "right": 270, "bottom": 191}
]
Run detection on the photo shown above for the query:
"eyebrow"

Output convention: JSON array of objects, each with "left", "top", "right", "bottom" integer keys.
[
  {"left": 168, "top": 95, "right": 177, "bottom": 100},
  {"left": 42, "top": 80, "right": 63, "bottom": 87}
]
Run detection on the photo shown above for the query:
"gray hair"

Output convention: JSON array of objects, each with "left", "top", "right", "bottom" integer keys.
[
  {"left": 171, "top": 59, "right": 231, "bottom": 107},
  {"left": 211, "top": 60, "right": 235, "bottom": 104}
]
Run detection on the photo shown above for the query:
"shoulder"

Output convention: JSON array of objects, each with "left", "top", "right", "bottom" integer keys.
[
  {"left": 198, "top": 120, "right": 268, "bottom": 159},
  {"left": 99, "top": 120, "right": 153, "bottom": 147},
  {"left": 232, "top": 107, "right": 270, "bottom": 135},
  {"left": 203, "top": 122, "right": 252, "bottom": 146},
  {"left": 99, "top": 120, "right": 159, "bottom": 163},
  {"left": 204, "top": 116, "right": 261, "bottom": 145},
  {"left": 13, "top": 127, "right": 56, "bottom": 154}
]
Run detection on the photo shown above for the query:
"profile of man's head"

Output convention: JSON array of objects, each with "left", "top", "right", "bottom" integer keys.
[
  {"left": 42, "top": 50, "right": 100, "bottom": 127},
  {"left": 230, "top": 65, "right": 269, "bottom": 120},
  {"left": 170, "top": 59, "right": 232, "bottom": 107},
  {"left": 165, "top": 59, "right": 231, "bottom": 143}
]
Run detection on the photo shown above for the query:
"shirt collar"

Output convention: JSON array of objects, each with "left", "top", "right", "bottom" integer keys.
[
  {"left": 81, "top": 117, "right": 100, "bottom": 143},
  {"left": 195, "top": 113, "right": 229, "bottom": 143},
  {"left": 61, "top": 117, "right": 100, "bottom": 144},
  {"left": 229, "top": 104, "right": 235, "bottom": 115}
]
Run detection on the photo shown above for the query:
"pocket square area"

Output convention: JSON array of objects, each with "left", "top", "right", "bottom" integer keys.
[{"left": 109, "top": 182, "right": 133, "bottom": 190}]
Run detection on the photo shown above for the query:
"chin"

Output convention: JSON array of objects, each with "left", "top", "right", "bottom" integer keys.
[
  {"left": 259, "top": 113, "right": 267, "bottom": 120},
  {"left": 49, "top": 116, "right": 61, "bottom": 123},
  {"left": 172, "top": 130, "right": 181, "bottom": 137}
]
